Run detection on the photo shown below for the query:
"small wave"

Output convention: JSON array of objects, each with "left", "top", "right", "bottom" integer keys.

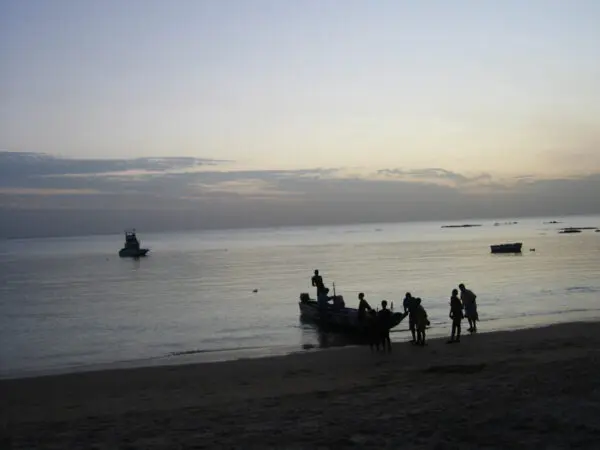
[
  {"left": 168, "top": 345, "right": 264, "bottom": 357},
  {"left": 479, "top": 307, "right": 600, "bottom": 323}
]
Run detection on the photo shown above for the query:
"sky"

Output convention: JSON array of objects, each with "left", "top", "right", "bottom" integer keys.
[{"left": 1, "top": 1, "right": 600, "bottom": 237}]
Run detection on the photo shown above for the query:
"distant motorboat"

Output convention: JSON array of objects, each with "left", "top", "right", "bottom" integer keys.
[
  {"left": 118, "top": 229, "right": 149, "bottom": 257},
  {"left": 490, "top": 242, "right": 523, "bottom": 254},
  {"left": 441, "top": 224, "right": 482, "bottom": 228}
]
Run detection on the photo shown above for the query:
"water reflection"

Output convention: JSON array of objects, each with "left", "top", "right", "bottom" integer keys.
[{"left": 298, "top": 317, "right": 370, "bottom": 349}]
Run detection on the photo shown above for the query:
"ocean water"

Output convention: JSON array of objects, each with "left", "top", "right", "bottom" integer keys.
[{"left": 1, "top": 216, "right": 599, "bottom": 378}]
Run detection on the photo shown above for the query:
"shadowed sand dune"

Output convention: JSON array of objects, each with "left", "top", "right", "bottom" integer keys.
[{"left": 2, "top": 322, "right": 600, "bottom": 449}]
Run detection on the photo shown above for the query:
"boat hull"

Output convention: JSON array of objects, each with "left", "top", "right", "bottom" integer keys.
[
  {"left": 118, "top": 248, "right": 149, "bottom": 258},
  {"left": 490, "top": 242, "right": 522, "bottom": 254},
  {"left": 299, "top": 300, "right": 407, "bottom": 333}
]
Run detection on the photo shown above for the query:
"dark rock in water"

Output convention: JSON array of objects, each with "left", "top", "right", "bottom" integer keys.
[
  {"left": 252, "top": 289, "right": 258, "bottom": 293},
  {"left": 559, "top": 228, "right": 582, "bottom": 234}
]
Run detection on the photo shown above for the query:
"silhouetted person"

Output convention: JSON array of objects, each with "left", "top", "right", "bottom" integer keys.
[
  {"left": 403, "top": 292, "right": 417, "bottom": 343},
  {"left": 459, "top": 283, "right": 478, "bottom": 333},
  {"left": 377, "top": 300, "right": 393, "bottom": 352},
  {"left": 311, "top": 269, "right": 325, "bottom": 294},
  {"left": 414, "top": 298, "right": 429, "bottom": 346},
  {"left": 448, "top": 288, "right": 463, "bottom": 343},
  {"left": 367, "top": 310, "right": 380, "bottom": 352},
  {"left": 357, "top": 292, "right": 373, "bottom": 323}
]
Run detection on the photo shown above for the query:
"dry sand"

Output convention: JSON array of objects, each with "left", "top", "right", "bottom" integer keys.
[{"left": 2, "top": 322, "right": 600, "bottom": 449}]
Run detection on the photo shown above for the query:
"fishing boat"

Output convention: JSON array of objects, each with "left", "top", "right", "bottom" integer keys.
[
  {"left": 298, "top": 292, "right": 407, "bottom": 333},
  {"left": 490, "top": 242, "right": 523, "bottom": 254},
  {"left": 118, "top": 229, "right": 149, "bottom": 257}
]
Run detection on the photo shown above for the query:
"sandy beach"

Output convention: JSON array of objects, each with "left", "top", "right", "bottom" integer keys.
[{"left": 2, "top": 322, "right": 600, "bottom": 449}]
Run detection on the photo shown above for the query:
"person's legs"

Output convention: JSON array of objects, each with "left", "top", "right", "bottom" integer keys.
[
  {"left": 409, "top": 317, "right": 416, "bottom": 342},
  {"left": 449, "top": 321, "right": 457, "bottom": 342},
  {"left": 373, "top": 331, "right": 380, "bottom": 352}
]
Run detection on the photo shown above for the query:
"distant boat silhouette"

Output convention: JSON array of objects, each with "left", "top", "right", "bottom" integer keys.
[{"left": 118, "top": 229, "right": 149, "bottom": 257}]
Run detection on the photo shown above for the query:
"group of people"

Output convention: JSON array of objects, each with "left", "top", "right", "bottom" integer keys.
[
  {"left": 357, "top": 293, "right": 396, "bottom": 352},
  {"left": 310, "top": 269, "right": 480, "bottom": 348},
  {"left": 449, "top": 283, "right": 479, "bottom": 340}
]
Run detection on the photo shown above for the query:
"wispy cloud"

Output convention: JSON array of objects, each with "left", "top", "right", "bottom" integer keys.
[
  {"left": 377, "top": 168, "right": 492, "bottom": 186},
  {"left": 195, "top": 178, "right": 304, "bottom": 199},
  {"left": 0, "top": 151, "right": 225, "bottom": 180},
  {"left": 0, "top": 188, "right": 102, "bottom": 195}
]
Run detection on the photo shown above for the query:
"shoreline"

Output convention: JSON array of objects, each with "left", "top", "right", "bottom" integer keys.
[
  {"left": 1, "top": 320, "right": 597, "bottom": 384},
  {"left": 3, "top": 315, "right": 600, "bottom": 381},
  {"left": 3, "top": 321, "right": 600, "bottom": 448}
]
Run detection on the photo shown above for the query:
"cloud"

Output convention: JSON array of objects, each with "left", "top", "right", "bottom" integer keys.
[
  {"left": 0, "top": 151, "right": 599, "bottom": 238},
  {"left": 377, "top": 167, "right": 492, "bottom": 186},
  {"left": 194, "top": 178, "right": 306, "bottom": 200},
  {"left": 0, "top": 151, "right": 224, "bottom": 180},
  {"left": 0, "top": 188, "right": 102, "bottom": 195}
]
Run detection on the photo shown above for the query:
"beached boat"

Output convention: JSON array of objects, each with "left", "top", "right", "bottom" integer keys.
[
  {"left": 298, "top": 293, "right": 407, "bottom": 333},
  {"left": 490, "top": 242, "right": 523, "bottom": 254},
  {"left": 118, "top": 229, "right": 149, "bottom": 257}
]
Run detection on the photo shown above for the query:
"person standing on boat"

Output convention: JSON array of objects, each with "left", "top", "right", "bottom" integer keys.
[
  {"left": 357, "top": 292, "right": 373, "bottom": 323},
  {"left": 403, "top": 292, "right": 417, "bottom": 343},
  {"left": 459, "top": 283, "right": 478, "bottom": 333},
  {"left": 311, "top": 270, "right": 325, "bottom": 295},
  {"left": 317, "top": 287, "right": 331, "bottom": 310},
  {"left": 448, "top": 289, "right": 463, "bottom": 343}
]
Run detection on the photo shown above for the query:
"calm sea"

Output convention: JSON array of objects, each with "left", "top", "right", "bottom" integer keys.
[{"left": 1, "top": 216, "right": 599, "bottom": 378}]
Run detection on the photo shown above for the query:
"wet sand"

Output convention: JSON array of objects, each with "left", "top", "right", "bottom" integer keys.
[{"left": 2, "top": 322, "right": 600, "bottom": 449}]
